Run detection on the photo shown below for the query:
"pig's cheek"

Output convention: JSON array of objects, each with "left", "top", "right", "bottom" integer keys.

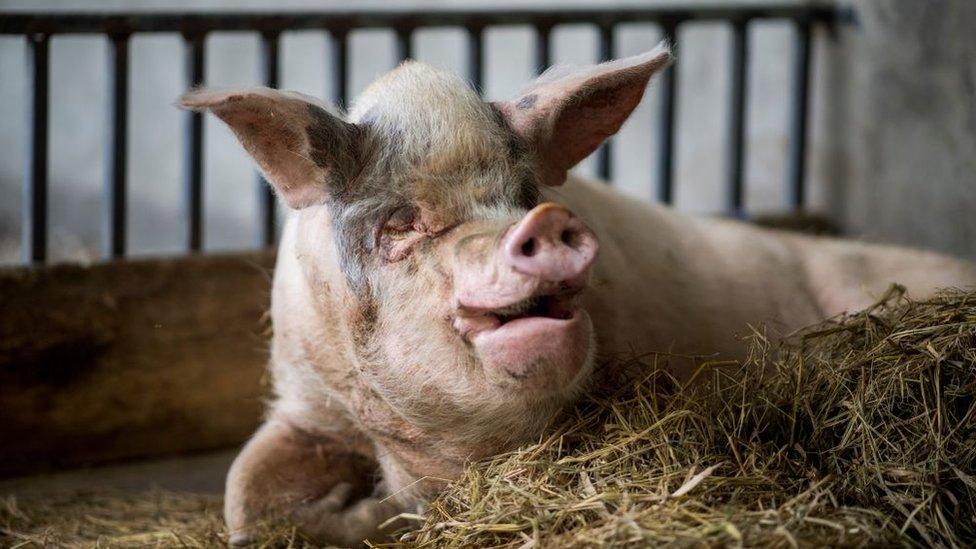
[{"left": 410, "top": 238, "right": 463, "bottom": 311}]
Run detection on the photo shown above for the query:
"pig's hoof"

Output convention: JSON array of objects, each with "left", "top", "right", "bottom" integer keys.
[
  {"left": 291, "top": 483, "right": 402, "bottom": 547},
  {"left": 227, "top": 531, "right": 255, "bottom": 546}
]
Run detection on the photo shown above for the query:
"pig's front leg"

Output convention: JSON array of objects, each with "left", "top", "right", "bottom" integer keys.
[{"left": 224, "top": 417, "right": 401, "bottom": 547}]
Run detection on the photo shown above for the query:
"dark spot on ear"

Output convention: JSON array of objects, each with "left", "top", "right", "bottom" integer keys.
[
  {"left": 516, "top": 93, "right": 538, "bottom": 110},
  {"left": 306, "top": 104, "right": 356, "bottom": 169},
  {"left": 487, "top": 102, "right": 529, "bottom": 164},
  {"left": 306, "top": 105, "right": 348, "bottom": 169},
  {"left": 306, "top": 103, "right": 372, "bottom": 204}
]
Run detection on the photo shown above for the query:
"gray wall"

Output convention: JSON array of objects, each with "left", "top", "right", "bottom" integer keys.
[
  {"left": 811, "top": 0, "right": 976, "bottom": 259},
  {"left": 0, "top": 0, "right": 973, "bottom": 264}
]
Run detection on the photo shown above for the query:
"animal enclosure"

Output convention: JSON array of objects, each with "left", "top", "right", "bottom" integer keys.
[
  {"left": 6, "top": 3, "right": 976, "bottom": 547},
  {"left": 0, "top": 3, "right": 844, "bottom": 479}
]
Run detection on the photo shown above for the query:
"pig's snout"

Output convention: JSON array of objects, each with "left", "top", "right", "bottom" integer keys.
[
  {"left": 504, "top": 203, "right": 598, "bottom": 285},
  {"left": 453, "top": 202, "right": 598, "bottom": 393}
]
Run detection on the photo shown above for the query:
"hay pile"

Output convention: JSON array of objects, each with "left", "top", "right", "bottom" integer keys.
[
  {"left": 1, "top": 490, "right": 227, "bottom": 547},
  {"left": 2, "top": 286, "right": 974, "bottom": 548},
  {"left": 0, "top": 490, "right": 320, "bottom": 547},
  {"left": 399, "top": 286, "right": 976, "bottom": 547}
]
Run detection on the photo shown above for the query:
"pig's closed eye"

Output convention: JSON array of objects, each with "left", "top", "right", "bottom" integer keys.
[
  {"left": 383, "top": 206, "right": 416, "bottom": 234},
  {"left": 377, "top": 207, "right": 456, "bottom": 263},
  {"left": 378, "top": 206, "right": 425, "bottom": 263}
]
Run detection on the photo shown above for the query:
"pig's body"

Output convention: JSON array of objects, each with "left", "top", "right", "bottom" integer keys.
[
  {"left": 181, "top": 45, "right": 976, "bottom": 546},
  {"left": 235, "top": 173, "right": 976, "bottom": 545},
  {"left": 553, "top": 175, "right": 976, "bottom": 367},
  {"left": 553, "top": 176, "right": 824, "bottom": 366}
]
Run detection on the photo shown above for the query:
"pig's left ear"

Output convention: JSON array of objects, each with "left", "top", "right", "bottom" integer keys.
[
  {"left": 180, "top": 87, "right": 361, "bottom": 209},
  {"left": 495, "top": 43, "right": 672, "bottom": 186}
]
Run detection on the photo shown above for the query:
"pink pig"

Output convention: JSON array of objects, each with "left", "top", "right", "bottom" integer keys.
[{"left": 181, "top": 43, "right": 976, "bottom": 546}]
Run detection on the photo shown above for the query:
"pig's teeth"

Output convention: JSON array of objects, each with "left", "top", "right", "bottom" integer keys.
[{"left": 493, "top": 297, "right": 539, "bottom": 318}]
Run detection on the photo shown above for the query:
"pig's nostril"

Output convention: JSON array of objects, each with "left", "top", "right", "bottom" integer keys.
[
  {"left": 521, "top": 238, "right": 537, "bottom": 257},
  {"left": 560, "top": 229, "right": 575, "bottom": 248}
]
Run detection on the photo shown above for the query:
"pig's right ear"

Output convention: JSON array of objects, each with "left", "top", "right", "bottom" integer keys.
[
  {"left": 179, "top": 87, "right": 361, "bottom": 209},
  {"left": 495, "top": 43, "right": 672, "bottom": 186}
]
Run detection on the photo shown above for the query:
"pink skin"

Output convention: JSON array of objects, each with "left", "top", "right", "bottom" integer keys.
[
  {"left": 452, "top": 203, "right": 599, "bottom": 391},
  {"left": 182, "top": 47, "right": 682, "bottom": 545}
]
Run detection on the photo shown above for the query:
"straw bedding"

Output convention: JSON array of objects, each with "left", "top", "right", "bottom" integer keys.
[{"left": 3, "top": 285, "right": 975, "bottom": 548}]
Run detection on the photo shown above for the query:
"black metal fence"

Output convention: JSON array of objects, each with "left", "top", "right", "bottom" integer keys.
[{"left": 0, "top": 4, "right": 847, "bottom": 264}]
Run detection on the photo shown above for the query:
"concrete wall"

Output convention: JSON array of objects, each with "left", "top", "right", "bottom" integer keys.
[
  {"left": 810, "top": 0, "right": 976, "bottom": 259},
  {"left": 0, "top": 0, "right": 973, "bottom": 263}
]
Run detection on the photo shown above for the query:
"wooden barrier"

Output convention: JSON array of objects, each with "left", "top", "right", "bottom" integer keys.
[{"left": 0, "top": 251, "right": 275, "bottom": 477}]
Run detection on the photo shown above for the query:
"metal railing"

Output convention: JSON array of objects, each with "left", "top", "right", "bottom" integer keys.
[{"left": 0, "top": 4, "right": 848, "bottom": 264}]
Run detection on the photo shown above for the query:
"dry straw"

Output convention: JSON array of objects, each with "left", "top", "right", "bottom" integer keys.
[
  {"left": 0, "top": 490, "right": 321, "bottom": 548},
  {"left": 394, "top": 285, "right": 976, "bottom": 548},
  {"left": 3, "top": 286, "right": 975, "bottom": 548}
]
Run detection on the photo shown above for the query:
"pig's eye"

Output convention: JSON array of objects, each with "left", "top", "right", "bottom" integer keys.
[
  {"left": 378, "top": 207, "right": 423, "bottom": 263},
  {"left": 383, "top": 206, "right": 416, "bottom": 234}
]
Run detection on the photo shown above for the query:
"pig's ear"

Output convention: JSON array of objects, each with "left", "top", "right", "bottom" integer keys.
[
  {"left": 495, "top": 43, "right": 672, "bottom": 186},
  {"left": 179, "top": 87, "right": 361, "bottom": 209}
]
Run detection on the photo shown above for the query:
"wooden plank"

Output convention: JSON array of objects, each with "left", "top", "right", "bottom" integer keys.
[{"left": 0, "top": 251, "right": 275, "bottom": 477}]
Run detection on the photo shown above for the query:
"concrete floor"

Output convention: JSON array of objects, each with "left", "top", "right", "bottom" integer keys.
[{"left": 0, "top": 449, "right": 237, "bottom": 496}]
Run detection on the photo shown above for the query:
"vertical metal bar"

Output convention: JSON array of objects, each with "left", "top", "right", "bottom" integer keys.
[
  {"left": 183, "top": 32, "right": 205, "bottom": 252},
  {"left": 104, "top": 33, "right": 129, "bottom": 259},
  {"left": 656, "top": 21, "right": 678, "bottom": 204},
  {"left": 23, "top": 33, "right": 49, "bottom": 264},
  {"left": 257, "top": 31, "right": 279, "bottom": 247},
  {"left": 534, "top": 23, "right": 552, "bottom": 75},
  {"left": 329, "top": 29, "right": 348, "bottom": 109},
  {"left": 786, "top": 19, "right": 812, "bottom": 211},
  {"left": 725, "top": 19, "right": 749, "bottom": 217},
  {"left": 396, "top": 26, "right": 413, "bottom": 62},
  {"left": 595, "top": 23, "right": 615, "bottom": 182},
  {"left": 467, "top": 25, "right": 484, "bottom": 94}
]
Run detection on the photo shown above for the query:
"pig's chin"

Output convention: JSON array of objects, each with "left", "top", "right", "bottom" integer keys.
[{"left": 454, "top": 296, "right": 594, "bottom": 394}]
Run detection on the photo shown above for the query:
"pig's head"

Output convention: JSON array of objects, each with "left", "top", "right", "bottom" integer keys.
[{"left": 181, "top": 44, "right": 671, "bottom": 448}]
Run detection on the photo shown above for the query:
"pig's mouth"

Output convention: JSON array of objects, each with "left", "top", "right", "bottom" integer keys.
[
  {"left": 452, "top": 291, "right": 582, "bottom": 340},
  {"left": 491, "top": 294, "right": 577, "bottom": 323},
  {"left": 452, "top": 288, "right": 593, "bottom": 392}
]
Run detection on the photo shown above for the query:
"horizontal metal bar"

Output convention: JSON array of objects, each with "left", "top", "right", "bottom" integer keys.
[
  {"left": 0, "top": 6, "right": 845, "bottom": 35},
  {"left": 23, "top": 33, "right": 49, "bottom": 264},
  {"left": 104, "top": 33, "right": 129, "bottom": 259}
]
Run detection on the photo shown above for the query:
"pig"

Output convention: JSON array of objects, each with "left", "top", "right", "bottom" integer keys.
[{"left": 180, "top": 42, "right": 976, "bottom": 546}]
